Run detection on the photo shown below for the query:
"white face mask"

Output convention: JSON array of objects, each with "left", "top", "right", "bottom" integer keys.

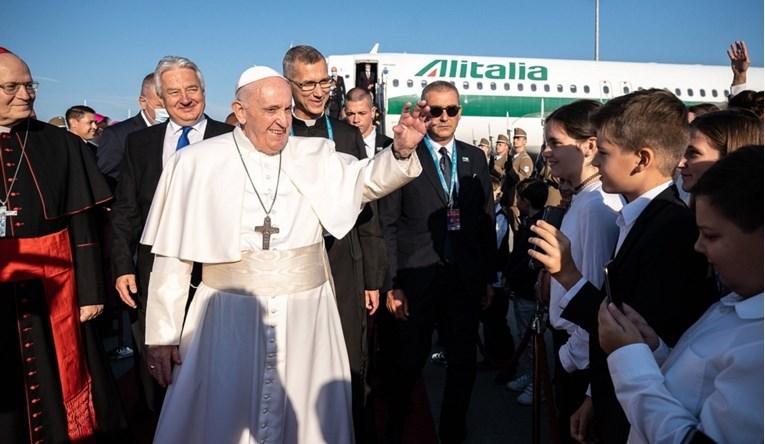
[{"left": 153, "top": 107, "right": 169, "bottom": 124}]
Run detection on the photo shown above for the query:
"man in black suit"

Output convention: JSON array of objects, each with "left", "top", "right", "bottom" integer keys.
[
  {"left": 96, "top": 73, "right": 164, "bottom": 190},
  {"left": 345, "top": 87, "right": 391, "bottom": 158},
  {"left": 529, "top": 89, "right": 716, "bottom": 443},
  {"left": 283, "top": 45, "right": 388, "bottom": 443},
  {"left": 110, "top": 56, "right": 232, "bottom": 414},
  {"left": 379, "top": 80, "right": 495, "bottom": 444}
]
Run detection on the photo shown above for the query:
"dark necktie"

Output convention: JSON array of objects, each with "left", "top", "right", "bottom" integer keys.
[
  {"left": 439, "top": 146, "right": 452, "bottom": 193},
  {"left": 176, "top": 126, "right": 192, "bottom": 150}
]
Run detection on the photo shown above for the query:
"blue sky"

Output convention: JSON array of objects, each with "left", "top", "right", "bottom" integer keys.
[{"left": 4, "top": 0, "right": 763, "bottom": 121}]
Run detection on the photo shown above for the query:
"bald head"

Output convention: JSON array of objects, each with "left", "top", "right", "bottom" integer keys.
[
  {"left": 0, "top": 52, "right": 35, "bottom": 126},
  {"left": 232, "top": 76, "right": 292, "bottom": 155}
]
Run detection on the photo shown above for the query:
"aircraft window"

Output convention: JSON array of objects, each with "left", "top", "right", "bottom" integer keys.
[
  {"left": 477, "top": 81, "right": 483, "bottom": 90},
  {"left": 687, "top": 88, "right": 694, "bottom": 97},
  {"left": 557, "top": 84, "right": 563, "bottom": 93},
  {"left": 623, "top": 86, "right": 630, "bottom": 94},
  {"left": 530, "top": 83, "right": 537, "bottom": 92},
  {"left": 544, "top": 84, "right": 550, "bottom": 92},
  {"left": 393, "top": 79, "right": 399, "bottom": 87},
  {"left": 517, "top": 83, "right": 524, "bottom": 91},
  {"left": 602, "top": 85, "right": 610, "bottom": 94},
  {"left": 490, "top": 82, "right": 497, "bottom": 90},
  {"left": 463, "top": 81, "right": 469, "bottom": 90},
  {"left": 421, "top": 80, "right": 428, "bottom": 87},
  {"left": 674, "top": 88, "right": 681, "bottom": 96},
  {"left": 724, "top": 89, "right": 729, "bottom": 97},
  {"left": 570, "top": 85, "right": 577, "bottom": 93},
  {"left": 699, "top": 89, "right": 706, "bottom": 97},
  {"left": 584, "top": 85, "right": 591, "bottom": 93},
  {"left": 406, "top": 79, "right": 413, "bottom": 88},
  {"left": 712, "top": 89, "right": 718, "bottom": 98}
]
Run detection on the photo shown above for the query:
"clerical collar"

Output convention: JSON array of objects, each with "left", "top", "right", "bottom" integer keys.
[
  {"left": 0, "top": 125, "right": 10, "bottom": 134},
  {"left": 292, "top": 112, "right": 324, "bottom": 127}
]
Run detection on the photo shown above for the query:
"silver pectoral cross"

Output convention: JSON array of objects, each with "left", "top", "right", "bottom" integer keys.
[
  {"left": 0, "top": 205, "right": 18, "bottom": 237},
  {"left": 254, "top": 215, "right": 280, "bottom": 250}
]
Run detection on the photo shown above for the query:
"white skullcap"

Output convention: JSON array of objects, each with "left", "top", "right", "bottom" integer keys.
[{"left": 236, "top": 66, "right": 284, "bottom": 92}]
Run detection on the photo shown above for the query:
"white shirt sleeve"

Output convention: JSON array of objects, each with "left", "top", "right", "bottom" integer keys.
[
  {"left": 558, "top": 276, "right": 589, "bottom": 311},
  {"left": 145, "top": 255, "right": 193, "bottom": 346},
  {"left": 558, "top": 326, "right": 591, "bottom": 373},
  {"left": 608, "top": 342, "right": 763, "bottom": 444},
  {"left": 730, "top": 82, "right": 748, "bottom": 97}
]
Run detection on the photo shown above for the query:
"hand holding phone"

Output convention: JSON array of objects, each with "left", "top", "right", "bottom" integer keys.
[{"left": 604, "top": 265, "right": 622, "bottom": 310}]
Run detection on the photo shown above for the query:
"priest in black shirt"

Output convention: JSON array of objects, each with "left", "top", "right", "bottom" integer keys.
[{"left": 283, "top": 45, "right": 388, "bottom": 443}]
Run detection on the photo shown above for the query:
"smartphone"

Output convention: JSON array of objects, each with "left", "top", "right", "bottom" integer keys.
[
  {"left": 528, "top": 205, "right": 567, "bottom": 270},
  {"left": 603, "top": 265, "right": 622, "bottom": 309}
]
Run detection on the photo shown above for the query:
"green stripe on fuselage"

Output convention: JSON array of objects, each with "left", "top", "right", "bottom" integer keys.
[
  {"left": 386, "top": 94, "right": 581, "bottom": 117},
  {"left": 386, "top": 94, "right": 708, "bottom": 117}
]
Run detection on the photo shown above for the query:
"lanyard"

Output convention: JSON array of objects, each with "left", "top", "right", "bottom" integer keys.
[
  {"left": 424, "top": 136, "right": 458, "bottom": 206},
  {"left": 290, "top": 114, "right": 334, "bottom": 141}
]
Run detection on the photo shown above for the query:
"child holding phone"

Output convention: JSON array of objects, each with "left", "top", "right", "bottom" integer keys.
[{"left": 599, "top": 146, "right": 763, "bottom": 443}]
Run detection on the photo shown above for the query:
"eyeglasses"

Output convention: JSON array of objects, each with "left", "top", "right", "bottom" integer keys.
[
  {"left": 429, "top": 105, "right": 461, "bottom": 118},
  {"left": 0, "top": 81, "right": 39, "bottom": 95},
  {"left": 288, "top": 77, "right": 334, "bottom": 92}
]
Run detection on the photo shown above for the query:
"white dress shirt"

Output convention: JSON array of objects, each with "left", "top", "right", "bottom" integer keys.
[
  {"left": 162, "top": 117, "right": 207, "bottom": 166},
  {"left": 560, "top": 181, "right": 673, "bottom": 306},
  {"left": 363, "top": 130, "right": 377, "bottom": 159},
  {"left": 608, "top": 292, "right": 763, "bottom": 444},
  {"left": 550, "top": 181, "right": 622, "bottom": 372}
]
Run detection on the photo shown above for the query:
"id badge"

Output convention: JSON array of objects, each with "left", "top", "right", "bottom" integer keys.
[{"left": 446, "top": 208, "right": 461, "bottom": 231}]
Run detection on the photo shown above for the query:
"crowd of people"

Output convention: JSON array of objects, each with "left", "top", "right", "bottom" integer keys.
[{"left": 0, "top": 39, "right": 762, "bottom": 444}]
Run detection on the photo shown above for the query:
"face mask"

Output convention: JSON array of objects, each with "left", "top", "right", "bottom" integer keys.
[{"left": 153, "top": 107, "right": 169, "bottom": 124}]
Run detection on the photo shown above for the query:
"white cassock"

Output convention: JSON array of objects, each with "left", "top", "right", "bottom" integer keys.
[{"left": 140, "top": 127, "right": 421, "bottom": 444}]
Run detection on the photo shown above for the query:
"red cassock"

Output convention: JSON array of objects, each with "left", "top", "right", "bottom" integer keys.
[{"left": 0, "top": 119, "right": 114, "bottom": 443}]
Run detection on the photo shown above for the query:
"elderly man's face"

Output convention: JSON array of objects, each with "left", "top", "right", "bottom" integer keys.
[
  {"left": 234, "top": 77, "right": 292, "bottom": 155},
  {"left": 0, "top": 54, "right": 35, "bottom": 126},
  {"left": 159, "top": 67, "right": 205, "bottom": 126},
  {"left": 69, "top": 112, "right": 98, "bottom": 140},
  {"left": 289, "top": 59, "right": 331, "bottom": 120}
]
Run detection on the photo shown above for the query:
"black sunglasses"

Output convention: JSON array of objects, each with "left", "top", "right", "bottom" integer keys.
[{"left": 429, "top": 105, "right": 461, "bottom": 118}]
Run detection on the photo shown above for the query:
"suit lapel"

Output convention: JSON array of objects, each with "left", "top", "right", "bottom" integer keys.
[
  {"left": 455, "top": 142, "right": 472, "bottom": 186},
  {"left": 611, "top": 186, "right": 678, "bottom": 268},
  {"left": 418, "top": 142, "right": 449, "bottom": 204}
]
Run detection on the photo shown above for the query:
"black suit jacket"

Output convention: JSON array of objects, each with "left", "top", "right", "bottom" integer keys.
[
  {"left": 96, "top": 113, "right": 147, "bottom": 188},
  {"left": 561, "top": 185, "right": 716, "bottom": 443},
  {"left": 375, "top": 133, "right": 393, "bottom": 155},
  {"left": 109, "top": 117, "right": 233, "bottom": 301},
  {"left": 380, "top": 140, "right": 495, "bottom": 291}
]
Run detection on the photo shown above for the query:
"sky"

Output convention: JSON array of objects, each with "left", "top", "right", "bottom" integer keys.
[{"left": 4, "top": 0, "right": 763, "bottom": 122}]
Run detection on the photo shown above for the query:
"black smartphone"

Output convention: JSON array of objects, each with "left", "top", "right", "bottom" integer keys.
[
  {"left": 528, "top": 205, "right": 567, "bottom": 270},
  {"left": 604, "top": 265, "right": 622, "bottom": 309}
]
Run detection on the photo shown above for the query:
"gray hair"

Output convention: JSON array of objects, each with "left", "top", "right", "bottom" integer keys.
[
  {"left": 154, "top": 56, "right": 205, "bottom": 96},
  {"left": 282, "top": 45, "right": 325, "bottom": 79}
]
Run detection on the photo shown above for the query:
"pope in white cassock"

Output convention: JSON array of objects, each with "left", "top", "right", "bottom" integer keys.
[{"left": 139, "top": 66, "right": 427, "bottom": 443}]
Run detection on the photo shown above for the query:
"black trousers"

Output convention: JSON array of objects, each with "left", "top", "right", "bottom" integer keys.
[
  {"left": 479, "top": 287, "right": 514, "bottom": 364},
  {"left": 552, "top": 328, "right": 591, "bottom": 444},
  {"left": 383, "top": 264, "right": 482, "bottom": 444}
]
